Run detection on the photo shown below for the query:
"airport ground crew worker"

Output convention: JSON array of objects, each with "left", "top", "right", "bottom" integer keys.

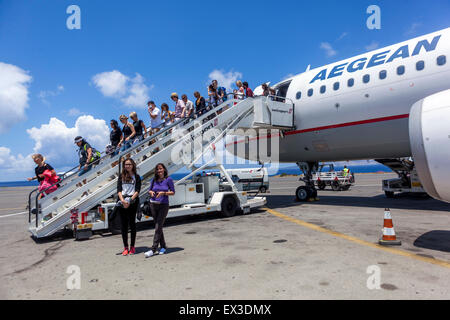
[{"left": 343, "top": 165, "right": 349, "bottom": 177}]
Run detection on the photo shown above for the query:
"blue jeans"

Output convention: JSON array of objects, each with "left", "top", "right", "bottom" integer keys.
[
  {"left": 120, "top": 140, "right": 132, "bottom": 153},
  {"left": 78, "top": 164, "right": 92, "bottom": 176},
  {"left": 133, "top": 135, "right": 144, "bottom": 145}
]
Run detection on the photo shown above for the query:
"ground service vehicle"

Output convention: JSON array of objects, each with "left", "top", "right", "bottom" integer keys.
[{"left": 313, "top": 163, "right": 355, "bottom": 191}]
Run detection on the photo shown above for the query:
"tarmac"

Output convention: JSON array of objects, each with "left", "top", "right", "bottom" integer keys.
[{"left": 0, "top": 173, "right": 449, "bottom": 299}]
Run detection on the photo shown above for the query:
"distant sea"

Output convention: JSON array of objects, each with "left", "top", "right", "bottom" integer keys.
[{"left": 0, "top": 164, "right": 391, "bottom": 188}]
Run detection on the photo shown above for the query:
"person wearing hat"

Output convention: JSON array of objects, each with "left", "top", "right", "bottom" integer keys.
[{"left": 75, "top": 136, "right": 100, "bottom": 177}]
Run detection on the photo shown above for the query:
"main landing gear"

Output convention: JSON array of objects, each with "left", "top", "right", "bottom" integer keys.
[{"left": 295, "top": 162, "right": 319, "bottom": 202}]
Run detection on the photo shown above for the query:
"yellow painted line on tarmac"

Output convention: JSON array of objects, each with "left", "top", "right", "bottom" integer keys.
[{"left": 264, "top": 207, "right": 450, "bottom": 269}]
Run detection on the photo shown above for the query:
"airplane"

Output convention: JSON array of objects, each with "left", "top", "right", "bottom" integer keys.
[{"left": 228, "top": 27, "right": 450, "bottom": 203}]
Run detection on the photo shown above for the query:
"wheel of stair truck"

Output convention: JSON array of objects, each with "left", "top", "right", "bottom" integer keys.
[
  {"left": 220, "top": 195, "right": 238, "bottom": 217},
  {"left": 332, "top": 181, "right": 341, "bottom": 191},
  {"left": 318, "top": 181, "right": 326, "bottom": 190},
  {"left": 108, "top": 207, "right": 122, "bottom": 235},
  {"left": 296, "top": 186, "right": 312, "bottom": 202},
  {"left": 259, "top": 186, "right": 267, "bottom": 193}
]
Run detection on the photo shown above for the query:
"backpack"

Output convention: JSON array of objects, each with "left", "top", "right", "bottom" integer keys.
[
  {"left": 218, "top": 87, "right": 227, "bottom": 101},
  {"left": 38, "top": 169, "right": 59, "bottom": 194},
  {"left": 84, "top": 143, "right": 101, "bottom": 163}
]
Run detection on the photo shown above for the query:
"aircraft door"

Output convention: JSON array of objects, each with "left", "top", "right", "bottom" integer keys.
[{"left": 276, "top": 81, "right": 292, "bottom": 101}]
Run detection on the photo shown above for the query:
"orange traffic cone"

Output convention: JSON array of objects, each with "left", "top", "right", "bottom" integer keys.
[{"left": 379, "top": 208, "right": 401, "bottom": 245}]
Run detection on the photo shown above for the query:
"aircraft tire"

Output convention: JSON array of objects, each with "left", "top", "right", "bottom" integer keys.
[{"left": 296, "top": 186, "right": 311, "bottom": 202}]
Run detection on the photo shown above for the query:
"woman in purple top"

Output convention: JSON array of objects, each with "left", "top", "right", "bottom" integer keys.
[{"left": 145, "top": 163, "right": 175, "bottom": 257}]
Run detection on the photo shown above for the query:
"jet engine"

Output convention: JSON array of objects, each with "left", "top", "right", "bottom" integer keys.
[{"left": 409, "top": 89, "right": 450, "bottom": 203}]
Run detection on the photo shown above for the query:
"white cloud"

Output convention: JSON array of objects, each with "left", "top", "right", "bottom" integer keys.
[
  {"left": 68, "top": 108, "right": 82, "bottom": 116},
  {"left": 320, "top": 42, "right": 337, "bottom": 57},
  {"left": 120, "top": 73, "right": 151, "bottom": 108},
  {"left": 92, "top": 70, "right": 152, "bottom": 108},
  {"left": 0, "top": 147, "right": 35, "bottom": 178},
  {"left": 0, "top": 62, "right": 32, "bottom": 133},
  {"left": 208, "top": 69, "right": 243, "bottom": 92},
  {"left": 365, "top": 41, "right": 379, "bottom": 51},
  {"left": 92, "top": 70, "right": 129, "bottom": 97},
  {"left": 26, "top": 115, "right": 109, "bottom": 169},
  {"left": 38, "top": 84, "right": 64, "bottom": 105},
  {"left": 336, "top": 32, "right": 348, "bottom": 41}
]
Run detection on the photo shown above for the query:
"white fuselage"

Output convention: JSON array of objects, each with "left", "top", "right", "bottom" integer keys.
[{"left": 272, "top": 28, "right": 450, "bottom": 163}]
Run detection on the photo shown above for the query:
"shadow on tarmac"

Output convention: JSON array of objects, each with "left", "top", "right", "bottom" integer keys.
[
  {"left": 414, "top": 231, "right": 450, "bottom": 253},
  {"left": 30, "top": 209, "right": 266, "bottom": 244},
  {"left": 265, "top": 193, "right": 450, "bottom": 212}
]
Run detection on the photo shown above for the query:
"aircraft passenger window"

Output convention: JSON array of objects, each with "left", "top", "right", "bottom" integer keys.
[
  {"left": 397, "top": 65, "right": 405, "bottom": 75},
  {"left": 333, "top": 82, "right": 339, "bottom": 91},
  {"left": 320, "top": 85, "right": 326, "bottom": 94},
  {"left": 416, "top": 61, "right": 425, "bottom": 71},
  {"left": 437, "top": 55, "right": 446, "bottom": 66},
  {"left": 296, "top": 91, "right": 301, "bottom": 100},
  {"left": 379, "top": 70, "right": 387, "bottom": 80},
  {"left": 363, "top": 74, "right": 370, "bottom": 84},
  {"left": 307, "top": 89, "right": 313, "bottom": 97},
  {"left": 348, "top": 78, "right": 354, "bottom": 87}
]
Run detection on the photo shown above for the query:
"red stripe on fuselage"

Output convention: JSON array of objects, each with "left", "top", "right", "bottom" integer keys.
[
  {"left": 227, "top": 114, "right": 410, "bottom": 146},
  {"left": 285, "top": 114, "right": 410, "bottom": 136}
]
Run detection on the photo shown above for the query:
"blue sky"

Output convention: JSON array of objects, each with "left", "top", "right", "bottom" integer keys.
[{"left": 0, "top": 0, "right": 449, "bottom": 181}]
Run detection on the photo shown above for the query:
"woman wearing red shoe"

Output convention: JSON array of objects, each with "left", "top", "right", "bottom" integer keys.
[{"left": 117, "top": 158, "right": 141, "bottom": 255}]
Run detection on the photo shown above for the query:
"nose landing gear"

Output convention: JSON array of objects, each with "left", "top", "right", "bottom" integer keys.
[{"left": 295, "top": 162, "right": 319, "bottom": 202}]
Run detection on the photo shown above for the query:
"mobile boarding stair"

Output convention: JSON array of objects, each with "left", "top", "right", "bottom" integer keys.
[{"left": 28, "top": 95, "right": 295, "bottom": 239}]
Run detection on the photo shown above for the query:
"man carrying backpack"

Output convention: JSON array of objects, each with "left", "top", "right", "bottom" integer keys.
[
  {"left": 212, "top": 80, "right": 227, "bottom": 103},
  {"left": 74, "top": 136, "right": 101, "bottom": 177}
]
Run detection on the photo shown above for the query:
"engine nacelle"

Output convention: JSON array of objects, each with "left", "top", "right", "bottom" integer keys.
[{"left": 409, "top": 89, "right": 450, "bottom": 203}]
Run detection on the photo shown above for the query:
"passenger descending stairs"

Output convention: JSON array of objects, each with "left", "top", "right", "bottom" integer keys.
[{"left": 28, "top": 96, "right": 295, "bottom": 238}]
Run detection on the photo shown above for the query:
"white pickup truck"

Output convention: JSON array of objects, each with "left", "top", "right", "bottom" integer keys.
[{"left": 313, "top": 163, "right": 355, "bottom": 191}]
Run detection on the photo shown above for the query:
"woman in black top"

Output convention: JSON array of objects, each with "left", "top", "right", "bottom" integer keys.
[
  {"left": 27, "top": 154, "right": 57, "bottom": 199},
  {"left": 27, "top": 154, "right": 56, "bottom": 183},
  {"left": 194, "top": 91, "right": 207, "bottom": 117},
  {"left": 118, "top": 115, "right": 136, "bottom": 153},
  {"left": 129, "top": 112, "right": 147, "bottom": 144},
  {"left": 109, "top": 119, "right": 123, "bottom": 155},
  {"left": 117, "top": 158, "right": 141, "bottom": 255}
]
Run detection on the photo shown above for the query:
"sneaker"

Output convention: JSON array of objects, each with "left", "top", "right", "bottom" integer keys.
[
  {"left": 158, "top": 248, "right": 166, "bottom": 255},
  {"left": 122, "top": 247, "right": 129, "bottom": 256},
  {"left": 129, "top": 247, "right": 136, "bottom": 255},
  {"left": 144, "top": 250, "right": 154, "bottom": 258}
]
